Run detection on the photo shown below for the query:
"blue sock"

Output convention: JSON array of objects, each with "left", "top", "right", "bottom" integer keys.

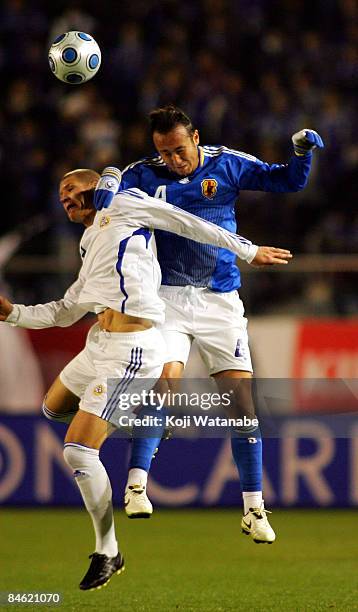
[
  {"left": 129, "top": 405, "right": 166, "bottom": 472},
  {"left": 230, "top": 430, "right": 262, "bottom": 492}
]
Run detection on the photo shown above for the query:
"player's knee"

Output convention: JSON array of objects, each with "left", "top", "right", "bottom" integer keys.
[
  {"left": 42, "top": 400, "right": 77, "bottom": 424},
  {"left": 42, "top": 401, "right": 60, "bottom": 421}
]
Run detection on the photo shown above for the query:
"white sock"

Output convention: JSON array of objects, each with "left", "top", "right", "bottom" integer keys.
[
  {"left": 64, "top": 443, "right": 118, "bottom": 557},
  {"left": 242, "top": 491, "right": 263, "bottom": 514},
  {"left": 127, "top": 468, "right": 148, "bottom": 488}
]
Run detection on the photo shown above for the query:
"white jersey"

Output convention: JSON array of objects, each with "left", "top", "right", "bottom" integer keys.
[{"left": 7, "top": 188, "right": 258, "bottom": 327}]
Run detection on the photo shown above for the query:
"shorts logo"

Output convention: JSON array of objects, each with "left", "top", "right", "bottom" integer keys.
[
  {"left": 100, "top": 215, "right": 111, "bottom": 228},
  {"left": 201, "top": 178, "right": 218, "bottom": 199},
  {"left": 93, "top": 384, "right": 105, "bottom": 396}
]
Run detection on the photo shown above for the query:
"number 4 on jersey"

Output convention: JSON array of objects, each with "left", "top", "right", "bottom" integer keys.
[{"left": 154, "top": 185, "right": 167, "bottom": 201}]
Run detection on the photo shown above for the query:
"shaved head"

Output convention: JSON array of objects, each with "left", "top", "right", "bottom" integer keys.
[{"left": 62, "top": 168, "right": 100, "bottom": 184}]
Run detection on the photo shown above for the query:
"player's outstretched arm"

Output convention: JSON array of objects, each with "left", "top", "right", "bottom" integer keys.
[
  {"left": 0, "top": 296, "right": 14, "bottom": 321},
  {"left": 120, "top": 190, "right": 294, "bottom": 267},
  {"left": 250, "top": 246, "right": 293, "bottom": 267},
  {"left": 2, "top": 277, "right": 88, "bottom": 329},
  {"left": 238, "top": 129, "right": 324, "bottom": 193},
  {"left": 117, "top": 189, "right": 259, "bottom": 262}
]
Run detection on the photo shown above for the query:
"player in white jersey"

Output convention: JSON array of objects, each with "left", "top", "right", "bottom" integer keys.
[{"left": 0, "top": 168, "right": 292, "bottom": 590}]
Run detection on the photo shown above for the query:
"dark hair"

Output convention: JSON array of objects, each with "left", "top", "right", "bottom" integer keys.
[{"left": 149, "top": 104, "right": 194, "bottom": 135}]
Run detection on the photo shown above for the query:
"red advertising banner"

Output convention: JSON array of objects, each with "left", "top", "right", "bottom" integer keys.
[
  {"left": 293, "top": 320, "right": 358, "bottom": 412},
  {"left": 27, "top": 318, "right": 94, "bottom": 388}
]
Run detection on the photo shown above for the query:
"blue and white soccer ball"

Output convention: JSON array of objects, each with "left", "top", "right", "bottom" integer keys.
[{"left": 48, "top": 31, "right": 101, "bottom": 84}]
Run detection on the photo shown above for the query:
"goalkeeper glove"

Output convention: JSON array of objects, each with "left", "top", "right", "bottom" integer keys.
[
  {"left": 292, "top": 129, "right": 324, "bottom": 155},
  {"left": 94, "top": 166, "right": 122, "bottom": 210}
]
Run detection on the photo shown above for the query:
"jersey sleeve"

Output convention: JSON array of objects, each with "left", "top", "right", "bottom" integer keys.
[
  {"left": 228, "top": 151, "right": 312, "bottom": 192},
  {"left": 5, "top": 275, "right": 88, "bottom": 329},
  {"left": 118, "top": 190, "right": 258, "bottom": 263}
]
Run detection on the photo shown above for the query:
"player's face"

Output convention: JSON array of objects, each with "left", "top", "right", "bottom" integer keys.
[
  {"left": 59, "top": 175, "right": 96, "bottom": 226},
  {"left": 153, "top": 125, "right": 200, "bottom": 176}
]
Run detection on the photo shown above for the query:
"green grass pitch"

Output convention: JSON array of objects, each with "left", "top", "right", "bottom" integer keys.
[{"left": 1, "top": 509, "right": 358, "bottom": 611}]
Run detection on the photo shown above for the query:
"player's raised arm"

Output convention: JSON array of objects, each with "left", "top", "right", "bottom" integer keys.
[
  {"left": 118, "top": 189, "right": 292, "bottom": 266},
  {"left": 234, "top": 129, "right": 324, "bottom": 193},
  {"left": 1, "top": 276, "right": 88, "bottom": 329}
]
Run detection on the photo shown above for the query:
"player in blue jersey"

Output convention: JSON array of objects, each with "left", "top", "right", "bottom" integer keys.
[{"left": 94, "top": 105, "right": 324, "bottom": 543}]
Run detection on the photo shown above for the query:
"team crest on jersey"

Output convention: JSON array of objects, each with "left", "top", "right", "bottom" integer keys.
[
  {"left": 93, "top": 384, "right": 105, "bottom": 396},
  {"left": 201, "top": 178, "right": 218, "bottom": 199},
  {"left": 99, "top": 215, "right": 111, "bottom": 228}
]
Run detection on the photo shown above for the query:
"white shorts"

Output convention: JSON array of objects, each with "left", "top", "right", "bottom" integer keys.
[
  {"left": 60, "top": 323, "right": 166, "bottom": 424},
  {"left": 158, "top": 286, "right": 253, "bottom": 375}
]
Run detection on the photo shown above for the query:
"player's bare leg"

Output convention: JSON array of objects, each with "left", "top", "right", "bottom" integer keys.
[
  {"left": 161, "top": 361, "right": 185, "bottom": 379},
  {"left": 214, "top": 369, "right": 255, "bottom": 417},
  {"left": 42, "top": 376, "right": 79, "bottom": 424},
  {"left": 64, "top": 411, "right": 124, "bottom": 589},
  {"left": 125, "top": 361, "right": 184, "bottom": 518},
  {"left": 213, "top": 369, "right": 275, "bottom": 544}
]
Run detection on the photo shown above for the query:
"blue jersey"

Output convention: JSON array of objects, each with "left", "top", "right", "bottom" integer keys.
[{"left": 121, "top": 146, "right": 312, "bottom": 292}]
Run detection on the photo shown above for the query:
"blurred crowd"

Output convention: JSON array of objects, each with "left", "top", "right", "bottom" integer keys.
[{"left": 0, "top": 0, "right": 357, "bottom": 313}]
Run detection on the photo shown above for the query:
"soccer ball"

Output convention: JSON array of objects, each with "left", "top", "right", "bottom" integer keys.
[{"left": 48, "top": 31, "right": 101, "bottom": 84}]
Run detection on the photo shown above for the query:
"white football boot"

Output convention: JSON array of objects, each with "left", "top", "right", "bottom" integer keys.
[
  {"left": 241, "top": 501, "right": 276, "bottom": 544},
  {"left": 124, "top": 485, "right": 153, "bottom": 519}
]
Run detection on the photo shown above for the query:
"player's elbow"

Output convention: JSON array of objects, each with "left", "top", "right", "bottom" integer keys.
[
  {"left": 55, "top": 313, "right": 80, "bottom": 327},
  {"left": 56, "top": 306, "right": 87, "bottom": 327}
]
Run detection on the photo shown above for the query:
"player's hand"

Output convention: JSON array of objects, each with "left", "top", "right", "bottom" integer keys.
[
  {"left": 0, "top": 296, "right": 14, "bottom": 321},
  {"left": 292, "top": 129, "right": 324, "bottom": 155},
  {"left": 94, "top": 166, "right": 122, "bottom": 210},
  {"left": 251, "top": 247, "right": 293, "bottom": 267}
]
